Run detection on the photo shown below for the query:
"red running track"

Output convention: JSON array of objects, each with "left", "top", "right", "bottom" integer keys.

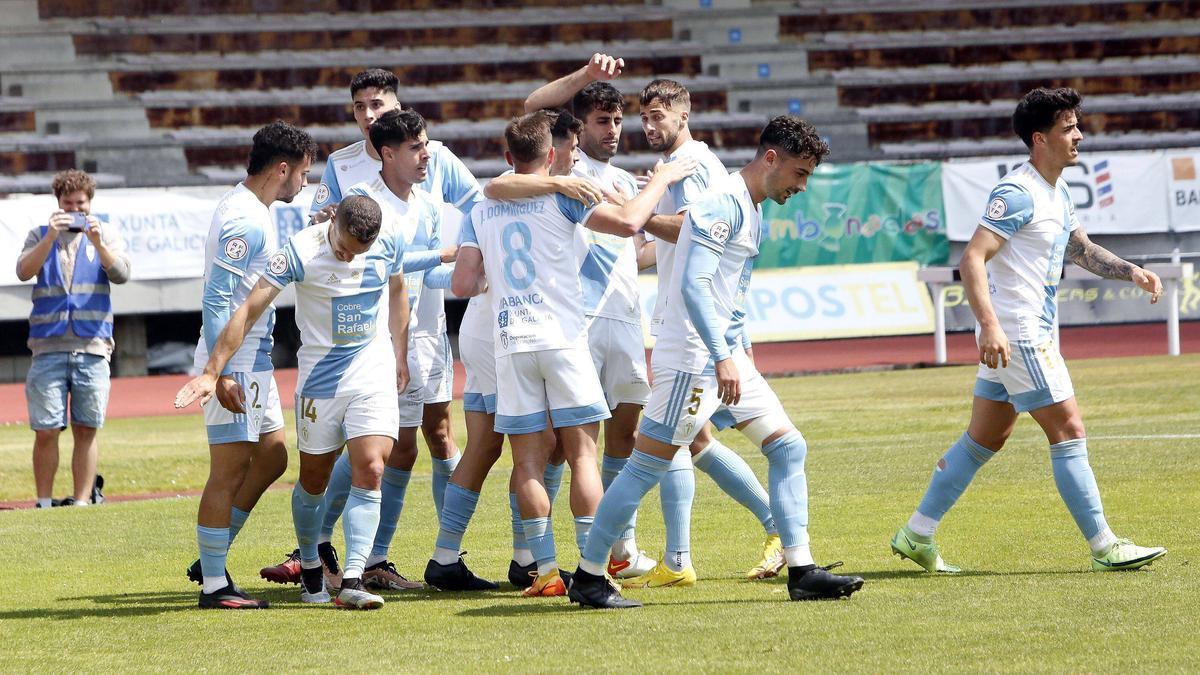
[{"left": 1, "top": 321, "right": 1195, "bottom": 426}]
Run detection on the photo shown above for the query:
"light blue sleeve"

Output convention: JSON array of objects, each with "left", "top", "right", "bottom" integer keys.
[
  {"left": 435, "top": 145, "right": 483, "bottom": 215},
  {"left": 264, "top": 240, "right": 304, "bottom": 288},
  {"left": 1062, "top": 185, "right": 1081, "bottom": 232},
  {"left": 402, "top": 249, "right": 443, "bottom": 273},
  {"left": 670, "top": 169, "right": 711, "bottom": 213},
  {"left": 212, "top": 217, "right": 266, "bottom": 275},
  {"left": 979, "top": 183, "right": 1034, "bottom": 239},
  {"left": 201, "top": 264, "right": 241, "bottom": 376},
  {"left": 389, "top": 227, "right": 407, "bottom": 277},
  {"left": 682, "top": 243, "right": 732, "bottom": 363},
  {"left": 688, "top": 194, "right": 743, "bottom": 255},
  {"left": 459, "top": 208, "right": 479, "bottom": 248},
  {"left": 309, "top": 160, "right": 343, "bottom": 216},
  {"left": 554, "top": 193, "right": 599, "bottom": 225},
  {"left": 424, "top": 263, "right": 453, "bottom": 289}
]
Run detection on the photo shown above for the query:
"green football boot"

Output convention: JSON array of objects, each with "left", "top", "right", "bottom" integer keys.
[
  {"left": 890, "top": 526, "right": 961, "bottom": 574},
  {"left": 1091, "top": 539, "right": 1166, "bottom": 571}
]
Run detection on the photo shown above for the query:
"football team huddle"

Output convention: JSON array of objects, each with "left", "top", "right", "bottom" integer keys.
[{"left": 173, "top": 54, "right": 1167, "bottom": 611}]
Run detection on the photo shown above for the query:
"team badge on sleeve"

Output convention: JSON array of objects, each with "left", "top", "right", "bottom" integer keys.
[
  {"left": 314, "top": 184, "right": 330, "bottom": 204},
  {"left": 224, "top": 237, "right": 248, "bottom": 260},
  {"left": 268, "top": 251, "right": 288, "bottom": 275},
  {"left": 708, "top": 221, "right": 731, "bottom": 244},
  {"left": 987, "top": 198, "right": 1007, "bottom": 220}
]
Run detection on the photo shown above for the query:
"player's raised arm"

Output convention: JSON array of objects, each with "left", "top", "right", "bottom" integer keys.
[
  {"left": 175, "top": 276, "right": 282, "bottom": 409},
  {"left": 959, "top": 227, "right": 1010, "bottom": 369},
  {"left": 583, "top": 157, "right": 697, "bottom": 236},
  {"left": 524, "top": 52, "right": 624, "bottom": 113},
  {"left": 483, "top": 173, "right": 602, "bottom": 206},
  {"left": 1065, "top": 228, "right": 1162, "bottom": 303}
]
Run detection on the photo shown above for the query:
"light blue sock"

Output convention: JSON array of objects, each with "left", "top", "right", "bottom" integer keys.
[
  {"left": 521, "top": 516, "right": 557, "bottom": 569},
  {"left": 582, "top": 450, "right": 670, "bottom": 568},
  {"left": 319, "top": 452, "right": 353, "bottom": 541},
  {"left": 509, "top": 492, "right": 528, "bottom": 551},
  {"left": 694, "top": 440, "right": 776, "bottom": 535},
  {"left": 431, "top": 453, "right": 461, "bottom": 520},
  {"left": 762, "top": 430, "right": 811, "bottom": 552},
  {"left": 544, "top": 462, "right": 565, "bottom": 506},
  {"left": 435, "top": 483, "right": 481, "bottom": 552},
  {"left": 1050, "top": 438, "right": 1110, "bottom": 542},
  {"left": 661, "top": 447, "right": 694, "bottom": 565},
  {"left": 602, "top": 454, "right": 637, "bottom": 540},
  {"left": 343, "top": 486, "right": 382, "bottom": 579},
  {"left": 197, "top": 525, "right": 229, "bottom": 580},
  {"left": 291, "top": 484, "right": 326, "bottom": 565},
  {"left": 574, "top": 515, "right": 594, "bottom": 554},
  {"left": 915, "top": 433, "right": 995, "bottom": 524},
  {"left": 228, "top": 506, "right": 251, "bottom": 544},
  {"left": 371, "top": 467, "right": 411, "bottom": 558}
]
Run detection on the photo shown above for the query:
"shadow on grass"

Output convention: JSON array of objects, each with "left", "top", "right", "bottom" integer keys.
[
  {"left": 455, "top": 595, "right": 784, "bottom": 618},
  {"left": 853, "top": 568, "right": 1092, "bottom": 581}
]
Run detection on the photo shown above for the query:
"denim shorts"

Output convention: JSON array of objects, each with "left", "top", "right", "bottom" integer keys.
[{"left": 26, "top": 352, "right": 111, "bottom": 430}]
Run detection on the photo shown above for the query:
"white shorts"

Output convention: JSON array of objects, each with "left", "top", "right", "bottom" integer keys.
[
  {"left": 641, "top": 348, "right": 786, "bottom": 446},
  {"left": 974, "top": 337, "right": 1074, "bottom": 413},
  {"left": 204, "top": 371, "right": 285, "bottom": 445},
  {"left": 295, "top": 389, "right": 399, "bottom": 455},
  {"left": 397, "top": 345, "right": 430, "bottom": 429},
  {"left": 413, "top": 332, "right": 454, "bottom": 405},
  {"left": 494, "top": 345, "right": 610, "bottom": 435},
  {"left": 460, "top": 334, "right": 497, "bottom": 415},
  {"left": 587, "top": 316, "right": 650, "bottom": 409}
]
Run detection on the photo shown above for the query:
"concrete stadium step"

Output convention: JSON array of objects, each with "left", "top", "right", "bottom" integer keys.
[{"left": 877, "top": 129, "right": 1200, "bottom": 160}]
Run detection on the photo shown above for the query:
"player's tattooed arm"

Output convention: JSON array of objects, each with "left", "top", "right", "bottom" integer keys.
[
  {"left": 523, "top": 53, "right": 624, "bottom": 113},
  {"left": 1066, "top": 228, "right": 1162, "bottom": 302}
]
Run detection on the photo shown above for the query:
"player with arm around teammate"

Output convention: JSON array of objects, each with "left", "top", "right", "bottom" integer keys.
[
  {"left": 890, "top": 88, "right": 1166, "bottom": 574},
  {"left": 569, "top": 116, "right": 866, "bottom": 609},
  {"left": 177, "top": 195, "right": 411, "bottom": 610}
]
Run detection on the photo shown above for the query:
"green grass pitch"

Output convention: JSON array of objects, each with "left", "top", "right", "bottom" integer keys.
[{"left": 0, "top": 355, "right": 1196, "bottom": 672}]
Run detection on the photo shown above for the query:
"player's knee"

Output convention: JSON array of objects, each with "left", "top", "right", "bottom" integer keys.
[{"left": 742, "top": 411, "right": 793, "bottom": 448}]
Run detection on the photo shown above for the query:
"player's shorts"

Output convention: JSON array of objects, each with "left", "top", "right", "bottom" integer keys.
[
  {"left": 641, "top": 348, "right": 786, "bottom": 447},
  {"left": 397, "top": 345, "right": 430, "bottom": 429},
  {"left": 460, "top": 333, "right": 497, "bottom": 415},
  {"left": 587, "top": 316, "right": 650, "bottom": 409},
  {"left": 411, "top": 332, "right": 454, "bottom": 405},
  {"left": 974, "top": 337, "right": 1074, "bottom": 413},
  {"left": 494, "top": 345, "right": 610, "bottom": 435},
  {"left": 203, "top": 370, "right": 285, "bottom": 445},
  {"left": 295, "top": 389, "right": 399, "bottom": 455}
]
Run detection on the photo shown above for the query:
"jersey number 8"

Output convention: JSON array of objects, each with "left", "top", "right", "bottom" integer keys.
[{"left": 501, "top": 220, "right": 537, "bottom": 291}]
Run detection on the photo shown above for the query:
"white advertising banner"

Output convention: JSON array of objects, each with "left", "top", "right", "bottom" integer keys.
[
  {"left": 637, "top": 262, "right": 935, "bottom": 346},
  {"left": 1166, "top": 151, "right": 1200, "bottom": 233},
  {"left": 942, "top": 153, "right": 1170, "bottom": 241}
]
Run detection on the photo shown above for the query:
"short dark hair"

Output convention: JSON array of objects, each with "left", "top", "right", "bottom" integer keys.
[
  {"left": 51, "top": 169, "right": 96, "bottom": 200},
  {"left": 756, "top": 115, "right": 830, "bottom": 164},
  {"left": 368, "top": 109, "right": 426, "bottom": 155},
  {"left": 572, "top": 81, "right": 623, "bottom": 120},
  {"left": 336, "top": 194, "right": 382, "bottom": 244},
  {"left": 505, "top": 110, "right": 554, "bottom": 164},
  {"left": 548, "top": 108, "right": 582, "bottom": 144},
  {"left": 1012, "top": 87, "right": 1083, "bottom": 148},
  {"left": 639, "top": 79, "right": 690, "bottom": 112},
  {"left": 350, "top": 68, "right": 399, "bottom": 98},
  {"left": 246, "top": 120, "right": 318, "bottom": 176}
]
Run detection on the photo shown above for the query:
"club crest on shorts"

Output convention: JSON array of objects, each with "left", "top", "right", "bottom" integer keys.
[
  {"left": 987, "top": 197, "right": 1007, "bottom": 220},
  {"left": 224, "top": 237, "right": 248, "bottom": 261}
]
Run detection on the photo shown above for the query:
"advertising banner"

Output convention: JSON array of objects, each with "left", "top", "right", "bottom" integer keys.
[
  {"left": 1166, "top": 151, "right": 1200, "bottom": 233},
  {"left": 942, "top": 153, "right": 1170, "bottom": 241},
  {"left": 637, "top": 262, "right": 935, "bottom": 346},
  {"left": 758, "top": 162, "right": 948, "bottom": 267}
]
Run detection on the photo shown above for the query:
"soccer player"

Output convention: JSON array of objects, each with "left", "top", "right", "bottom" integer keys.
[
  {"left": 182, "top": 121, "right": 315, "bottom": 609},
  {"left": 177, "top": 194, "right": 411, "bottom": 610},
  {"left": 455, "top": 110, "right": 696, "bottom": 597},
  {"left": 569, "top": 116, "right": 866, "bottom": 609},
  {"left": 524, "top": 56, "right": 786, "bottom": 586},
  {"left": 312, "top": 109, "right": 458, "bottom": 592},
  {"left": 890, "top": 87, "right": 1167, "bottom": 574}
]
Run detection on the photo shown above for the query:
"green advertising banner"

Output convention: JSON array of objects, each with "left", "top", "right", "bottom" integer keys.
[{"left": 758, "top": 162, "right": 949, "bottom": 268}]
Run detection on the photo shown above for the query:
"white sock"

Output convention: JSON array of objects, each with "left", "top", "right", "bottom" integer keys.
[
  {"left": 36, "top": 498, "right": 52, "bottom": 508},
  {"left": 432, "top": 547, "right": 459, "bottom": 565},
  {"left": 318, "top": 534, "right": 332, "bottom": 545},
  {"left": 907, "top": 511, "right": 940, "bottom": 538},
  {"left": 611, "top": 537, "right": 637, "bottom": 561},
  {"left": 512, "top": 548, "right": 534, "bottom": 566},
  {"left": 202, "top": 576, "right": 227, "bottom": 594},
  {"left": 300, "top": 559, "right": 322, "bottom": 570},
  {"left": 73, "top": 500, "right": 89, "bottom": 507},
  {"left": 579, "top": 558, "right": 604, "bottom": 576},
  {"left": 1088, "top": 527, "right": 1118, "bottom": 554},
  {"left": 784, "top": 545, "right": 814, "bottom": 567},
  {"left": 365, "top": 554, "right": 387, "bottom": 568},
  {"left": 536, "top": 561, "right": 558, "bottom": 577},
  {"left": 664, "top": 550, "right": 691, "bottom": 572}
]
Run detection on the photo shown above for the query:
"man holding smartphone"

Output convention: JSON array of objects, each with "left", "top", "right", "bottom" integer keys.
[{"left": 15, "top": 169, "right": 131, "bottom": 508}]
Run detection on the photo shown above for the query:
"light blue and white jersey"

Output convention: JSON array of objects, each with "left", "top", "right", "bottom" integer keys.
[
  {"left": 194, "top": 183, "right": 276, "bottom": 374},
  {"left": 456, "top": 211, "right": 494, "bottom": 343},
  {"left": 977, "top": 161, "right": 1079, "bottom": 344},
  {"left": 263, "top": 220, "right": 406, "bottom": 399},
  {"left": 345, "top": 177, "right": 445, "bottom": 335},
  {"left": 461, "top": 193, "right": 598, "bottom": 356},
  {"left": 655, "top": 172, "right": 761, "bottom": 375},
  {"left": 650, "top": 139, "right": 730, "bottom": 335},
  {"left": 572, "top": 152, "right": 643, "bottom": 325},
  {"left": 312, "top": 139, "right": 483, "bottom": 338}
]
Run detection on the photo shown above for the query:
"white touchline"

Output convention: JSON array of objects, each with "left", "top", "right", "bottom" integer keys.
[{"left": 1087, "top": 434, "right": 1200, "bottom": 440}]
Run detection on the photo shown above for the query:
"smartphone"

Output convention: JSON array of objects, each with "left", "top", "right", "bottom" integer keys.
[{"left": 67, "top": 212, "right": 87, "bottom": 232}]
